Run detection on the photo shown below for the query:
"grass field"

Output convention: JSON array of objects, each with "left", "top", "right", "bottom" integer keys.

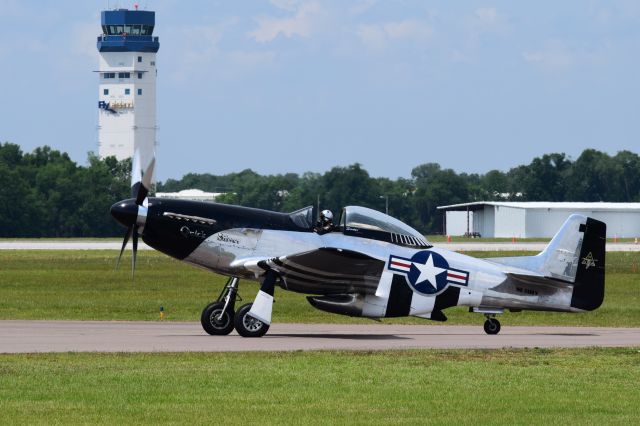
[
  {"left": 0, "top": 250, "right": 638, "bottom": 326},
  {"left": 0, "top": 348, "right": 638, "bottom": 424}
]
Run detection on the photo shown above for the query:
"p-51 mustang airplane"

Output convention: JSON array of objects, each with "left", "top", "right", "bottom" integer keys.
[{"left": 111, "top": 153, "right": 605, "bottom": 337}]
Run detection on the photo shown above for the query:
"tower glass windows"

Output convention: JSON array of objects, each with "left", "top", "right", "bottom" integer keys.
[
  {"left": 118, "top": 72, "right": 130, "bottom": 79},
  {"left": 138, "top": 72, "right": 143, "bottom": 79},
  {"left": 104, "top": 25, "right": 153, "bottom": 35},
  {"left": 125, "top": 88, "right": 130, "bottom": 95},
  {"left": 137, "top": 89, "right": 142, "bottom": 95},
  {"left": 103, "top": 72, "right": 115, "bottom": 79},
  {"left": 138, "top": 56, "right": 142, "bottom": 63},
  {"left": 103, "top": 89, "right": 109, "bottom": 95}
]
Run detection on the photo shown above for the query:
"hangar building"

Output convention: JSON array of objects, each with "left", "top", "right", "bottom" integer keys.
[{"left": 438, "top": 202, "right": 640, "bottom": 238}]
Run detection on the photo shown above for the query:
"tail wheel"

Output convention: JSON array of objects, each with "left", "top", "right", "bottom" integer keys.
[
  {"left": 483, "top": 318, "right": 501, "bottom": 335},
  {"left": 234, "top": 303, "right": 270, "bottom": 338},
  {"left": 201, "top": 302, "right": 235, "bottom": 335}
]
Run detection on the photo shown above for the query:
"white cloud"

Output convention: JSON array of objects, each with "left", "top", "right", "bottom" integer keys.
[
  {"left": 356, "top": 19, "right": 433, "bottom": 50},
  {"left": 475, "top": 7, "right": 498, "bottom": 25},
  {"left": 71, "top": 22, "right": 99, "bottom": 60},
  {"left": 465, "top": 6, "right": 510, "bottom": 39},
  {"left": 269, "top": 0, "right": 300, "bottom": 12},
  {"left": 522, "top": 40, "right": 574, "bottom": 71},
  {"left": 167, "top": 19, "right": 239, "bottom": 82},
  {"left": 228, "top": 50, "right": 277, "bottom": 69},
  {"left": 349, "top": 0, "right": 378, "bottom": 16},
  {"left": 249, "top": 1, "right": 323, "bottom": 43}
]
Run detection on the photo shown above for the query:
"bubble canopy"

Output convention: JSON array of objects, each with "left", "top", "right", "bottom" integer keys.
[{"left": 341, "top": 206, "right": 424, "bottom": 238}]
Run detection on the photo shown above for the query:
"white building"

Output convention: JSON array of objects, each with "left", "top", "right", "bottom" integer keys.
[
  {"left": 438, "top": 202, "right": 640, "bottom": 238},
  {"left": 96, "top": 7, "right": 159, "bottom": 169}
]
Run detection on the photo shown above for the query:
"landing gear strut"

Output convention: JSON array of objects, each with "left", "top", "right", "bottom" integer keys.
[
  {"left": 483, "top": 316, "right": 501, "bottom": 335},
  {"left": 200, "top": 277, "right": 240, "bottom": 335},
  {"left": 234, "top": 270, "right": 277, "bottom": 338}
]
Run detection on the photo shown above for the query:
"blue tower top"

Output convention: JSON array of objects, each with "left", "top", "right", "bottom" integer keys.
[{"left": 97, "top": 9, "right": 160, "bottom": 53}]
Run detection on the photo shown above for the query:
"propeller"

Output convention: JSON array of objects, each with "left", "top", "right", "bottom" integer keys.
[{"left": 111, "top": 149, "right": 155, "bottom": 278}]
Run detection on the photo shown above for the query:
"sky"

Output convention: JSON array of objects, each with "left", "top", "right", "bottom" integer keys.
[{"left": 1, "top": 0, "right": 639, "bottom": 182}]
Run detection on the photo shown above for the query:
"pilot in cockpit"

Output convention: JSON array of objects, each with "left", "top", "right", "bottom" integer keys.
[{"left": 315, "top": 209, "right": 334, "bottom": 235}]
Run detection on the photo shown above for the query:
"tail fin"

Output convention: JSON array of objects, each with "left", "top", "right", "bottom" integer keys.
[
  {"left": 489, "top": 214, "right": 606, "bottom": 311},
  {"left": 570, "top": 217, "right": 606, "bottom": 311}
]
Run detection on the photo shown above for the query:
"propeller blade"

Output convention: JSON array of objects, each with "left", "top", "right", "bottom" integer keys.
[
  {"left": 130, "top": 149, "right": 142, "bottom": 198},
  {"left": 135, "top": 156, "right": 156, "bottom": 205},
  {"left": 132, "top": 225, "right": 139, "bottom": 278},
  {"left": 141, "top": 156, "right": 156, "bottom": 192},
  {"left": 116, "top": 226, "right": 133, "bottom": 270},
  {"left": 135, "top": 183, "right": 149, "bottom": 206}
]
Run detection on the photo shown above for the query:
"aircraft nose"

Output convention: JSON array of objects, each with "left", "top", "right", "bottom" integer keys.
[{"left": 110, "top": 199, "right": 138, "bottom": 228}]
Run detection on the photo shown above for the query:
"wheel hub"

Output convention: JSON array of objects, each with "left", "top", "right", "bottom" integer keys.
[
  {"left": 210, "top": 309, "right": 230, "bottom": 329},
  {"left": 243, "top": 314, "right": 263, "bottom": 332}
]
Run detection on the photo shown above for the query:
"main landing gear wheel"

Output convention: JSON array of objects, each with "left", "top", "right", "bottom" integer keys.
[
  {"left": 483, "top": 318, "right": 501, "bottom": 335},
  {"left": 201, "top": 302, "right": 235, "bottom": 335},
  {"left": 234, "top": 303, "right": 270, "bottom": 338}
]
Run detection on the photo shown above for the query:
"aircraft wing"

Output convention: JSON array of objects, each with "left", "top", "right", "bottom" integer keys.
[{"left": 231, "top": 247, "right": 386, "bottom": 294}]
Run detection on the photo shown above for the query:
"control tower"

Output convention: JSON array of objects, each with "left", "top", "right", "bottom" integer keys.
[{"left": 96, "top": 7, "right": 159, "bottom": 164}]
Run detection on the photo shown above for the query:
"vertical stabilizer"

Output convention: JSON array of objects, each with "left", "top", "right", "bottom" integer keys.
[
  {"left": 570, "top": 217, "right": 606, "bottom": 311},
  {"left": 487, "top": 214, "right": 606, "bottom": 311}
]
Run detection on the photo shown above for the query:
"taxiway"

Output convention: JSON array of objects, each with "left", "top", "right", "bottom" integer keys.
[{"left": 1, "top": 321, "right": 639, "bottom": 353}]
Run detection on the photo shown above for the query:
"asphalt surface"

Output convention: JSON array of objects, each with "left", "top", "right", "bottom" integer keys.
[
  {"left": 1, "top": 321, "right": 639, "bottom": 353},
  {"left": 0, "top": 240, "right": 638, "bottom": 251}
]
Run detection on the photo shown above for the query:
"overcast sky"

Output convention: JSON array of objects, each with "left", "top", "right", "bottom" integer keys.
[{"left": 1, "top": 0, "right": 639, "bottom": 181}]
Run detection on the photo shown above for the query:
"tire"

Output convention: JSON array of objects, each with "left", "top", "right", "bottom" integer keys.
[
  {"left": 234, "top": 303, "right": 270, "bottom": 338},
  {"left": 483, "top": 318, "right": 501, "bottom": 335},
  {"left": 200, "top": 302, "right": 235, "bottom": 335}
]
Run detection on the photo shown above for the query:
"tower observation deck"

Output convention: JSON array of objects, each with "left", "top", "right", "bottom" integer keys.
[{"left": 97, "top": 8, "right": 159, "bottom": 166}]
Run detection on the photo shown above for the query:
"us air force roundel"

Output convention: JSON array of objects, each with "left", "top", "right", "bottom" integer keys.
[{"left": 388, "top": 250, "right": 469, "bottom": 295}]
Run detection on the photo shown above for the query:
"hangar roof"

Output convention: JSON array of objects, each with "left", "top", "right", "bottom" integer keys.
[{"left": 437, "top": 201, "right": 640, "bottom": 212}]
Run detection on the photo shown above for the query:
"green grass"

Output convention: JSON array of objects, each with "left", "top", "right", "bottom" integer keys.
[
  {"left": 0, "top": 349, "right": 638, "bottom": 424},
  {"left": 0, "top": 250, "right": 638, "bottom": 326}
]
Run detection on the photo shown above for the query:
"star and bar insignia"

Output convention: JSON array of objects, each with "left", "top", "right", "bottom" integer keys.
[{"left": 388, "top": 250, "right": 469, "bottom": 295}]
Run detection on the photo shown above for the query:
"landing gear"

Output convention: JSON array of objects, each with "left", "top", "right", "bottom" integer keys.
[
  {"left": 200, "top": 277, "right": 240, "bottom": 335},
  {"left": 471, "top": 308, "right": 504, "bottom": 335},
  {"left": 483, "top": 317, "right": 501, "bottom": 335},
  {"left": 234, "top": 303, "right": 270, "bottom": 337},
  {"left": 201, "top": 302, "right": 234, "bottom": 335},
  {"left": 234, "top": 269, "right": 278, "bottom": 338},
  {"left": 200, "top": 271, "right": 277, "bottom": 338}
]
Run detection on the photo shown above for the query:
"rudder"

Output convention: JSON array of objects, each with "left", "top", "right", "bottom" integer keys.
[{"left": 570, "top": 217, "right": 606, "bottom": 311}]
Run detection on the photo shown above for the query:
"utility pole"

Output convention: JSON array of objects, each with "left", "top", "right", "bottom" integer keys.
[{"left": 379, "top": 195, "right": 389, "bottom": 215}]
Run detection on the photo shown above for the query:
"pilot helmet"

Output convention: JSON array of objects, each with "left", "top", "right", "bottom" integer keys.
[{"left": 320, "top": 209, "right": 333, "bottom": 224}]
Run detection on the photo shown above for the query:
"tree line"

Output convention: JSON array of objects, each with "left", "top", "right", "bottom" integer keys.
[{"left": 1, "top": 141, "right": 639, "bottom": 237}]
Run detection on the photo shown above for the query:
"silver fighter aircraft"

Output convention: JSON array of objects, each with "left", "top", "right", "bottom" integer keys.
[{"left": 111, "top": 154, "right": 605, "bottom": 337}]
